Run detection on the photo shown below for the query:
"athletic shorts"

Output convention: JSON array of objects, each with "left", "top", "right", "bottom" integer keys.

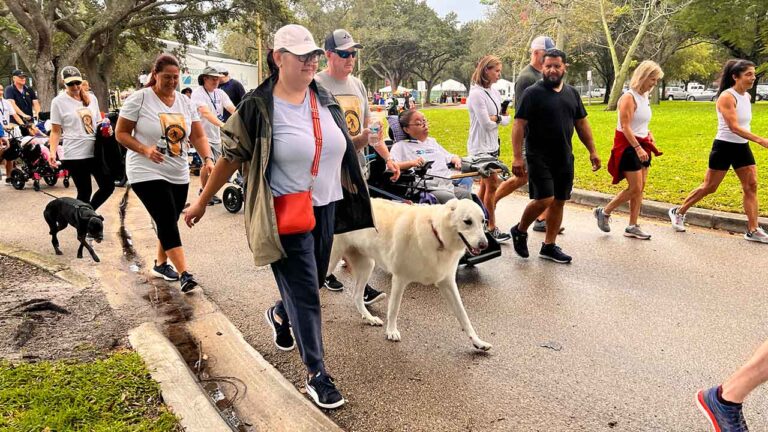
[
  {"left": 209, "top": 142, "right": 222, "bottom": 162},
  {"left": 618, "top": 146, "right": 652, "bottom": 172},
  {"left": 526, "top": 155, "right": 574, "bottom": 201},
  {"left": 708, "top": 139, "right": 755, "bottom": 171}
]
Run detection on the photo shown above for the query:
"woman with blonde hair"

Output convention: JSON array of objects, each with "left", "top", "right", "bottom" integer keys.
[
  {"left": 593, "top": 60, "right": 664, "bottom": 239},
  {"left": 467, "top": 55, "right": 511, "bottom": 242}
]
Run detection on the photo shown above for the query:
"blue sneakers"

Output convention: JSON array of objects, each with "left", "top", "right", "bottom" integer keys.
[{"left": 696, "top": 386, "right": 748, "bottom": 432}]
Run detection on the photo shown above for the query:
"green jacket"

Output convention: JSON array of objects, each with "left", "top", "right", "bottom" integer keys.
[{"left": 220, "top": 74, "right": 374, "bottom": 266}]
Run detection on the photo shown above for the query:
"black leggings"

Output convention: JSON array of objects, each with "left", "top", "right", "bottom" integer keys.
[
  {"left": 62, "top": 158, "right": 115, "bottom": 210},
  {"left": 131, "top": 180, "right": 189, "bottom": 251}
]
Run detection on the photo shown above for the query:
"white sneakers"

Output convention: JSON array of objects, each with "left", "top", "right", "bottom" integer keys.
[
  {"left": 745, "top": 227, "right": 768, "bottom": 243},
  {"left": 668, "top": 207, "right": 686, "bottom": 232}
]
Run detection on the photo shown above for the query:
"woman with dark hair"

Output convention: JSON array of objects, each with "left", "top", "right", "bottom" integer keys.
[
  {"left": 48, "top": 66, "right": 115, "bottom": 209},
  {"left": 116, "top": 53, "right": 214, "bottom": 291},
  {"left": 668, "top": 59, "right": 768, "bottom": 242},
  {"left": 390, "top": 109, "right": 469, "bottom": 203},
  {"left": 467, "top": 55, "right": 511, "bottom": 242},
  {"left": 184, "top": 24, "right": 373, "bottom": 409}
]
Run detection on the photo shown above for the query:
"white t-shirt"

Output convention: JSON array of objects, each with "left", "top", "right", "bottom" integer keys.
[
  {"left": 119, "top": 88, "right": 200, "bottom": 185},
  {"left": 50, "top": 93, "right": 100, "bottom": 160},
  {"left": 467, "top": 85, "right": 510, "bottom": 156},
  {"left": 390, "top": 137, "right": 456, "bottom": 191},
  {"left": 191, "top": 87, "right": 234, "bottom": 145},
  {"left": 0, "top": 99, "right": 16, "bottom": 127},
  {"left": 270, "top": 93, "right": 346, "bottom": 206}
]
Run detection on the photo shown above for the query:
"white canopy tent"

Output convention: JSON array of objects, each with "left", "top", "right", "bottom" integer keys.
[
  {"left": 431, "top": 79, "right": 467, "bottom": 92},
  {"left": 378, "top": 85, "right": 412, "bottom": 94},
  {"left": 492, "top": 79, "right": 514, "bottom": 99}
]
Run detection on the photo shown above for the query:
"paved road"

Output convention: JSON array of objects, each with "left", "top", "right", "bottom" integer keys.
[{"left": 4, "top": 178, "right": 768, "bottom": 431}]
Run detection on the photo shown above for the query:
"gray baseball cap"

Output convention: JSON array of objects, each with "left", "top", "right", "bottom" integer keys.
[
  {"left": 199, "top": 66, "right": 223, "bottom": 78},
  {"left": 325, "top": 29, "right": 363, "bottom": 51}
]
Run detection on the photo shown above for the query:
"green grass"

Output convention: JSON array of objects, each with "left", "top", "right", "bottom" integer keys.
[
  {"left": 422, "top": 101, "right": 768, "bottom": 215},
  {"left": 0, "top": 352, "right": 180, "bottom": 431}
]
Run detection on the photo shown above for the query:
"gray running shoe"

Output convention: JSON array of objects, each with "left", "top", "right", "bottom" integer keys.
[
  {"left": 668, "top": 207, "right": 686, "bottom": 232},
  {"left": 744, "top": 227, "right": 768, "bottom": 243},
  {"left": 593, "top": 207, "right": 611, "bottom": 232},
  {"left": 532, "top": 219, "right": 547, "bottom": 232},
  {"left": 624, "top": 225, "right": 651, "bottom": 240}
]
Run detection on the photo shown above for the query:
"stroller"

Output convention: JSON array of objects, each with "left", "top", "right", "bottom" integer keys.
[
  {"left": 367, "top": 148, "right": 509, "bottom": 267},
  {"left": 222, "top": 171, "right": 246, "bottom": 213},
  {"left": 4, "top": 131, "right": 70, "bottom": 191}
]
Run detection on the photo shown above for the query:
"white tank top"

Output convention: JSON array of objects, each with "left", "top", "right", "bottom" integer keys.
[
  {"left": 716, "top": 88, "right": 751, "bottom": 144},
  {"left": 616, "top": 89, "right": 651, "bottom": 138}
]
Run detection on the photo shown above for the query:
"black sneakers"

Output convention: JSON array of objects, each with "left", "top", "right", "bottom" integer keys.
[
  {"left": 151, "top": 260, "right": 179, "bottom": 281},
  {"left": 306, "top": 371, "right": 345, "bottom": 409},
  {"left": 510, "top": 224, "right": 529, "bottom": 258},
  {"left": 324, "top": 274, "right": 344, "bottom": 291},
  {"left": 364, "top": 285, "right": 387, "bottom": 305},
  {"left": 264, "top": 306, "right": 295, "bottom": 351},
  {"left": 179, "top": 271, "right": 198, "bottom": 292},
  {"left": 539, "top": 243, "right": 572, "bottom": 264}
]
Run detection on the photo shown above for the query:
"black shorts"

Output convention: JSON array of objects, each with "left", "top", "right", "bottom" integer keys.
[
  {"left": 619, "top": 146, "right": 652, "bottom": 172},
  {"left": 708, "top": 139, "right": 755, "bottom": 171},
  {"left": 526, "top": 155, "right": 574, "bottom": 201}
]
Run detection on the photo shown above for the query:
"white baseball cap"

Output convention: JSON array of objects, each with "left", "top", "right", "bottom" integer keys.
[
  {"left": 530, "top": 36, "right": 556, "bottom": 51},
  {"left": 274, "top": 24, "right": 324, "bottom": 56}
]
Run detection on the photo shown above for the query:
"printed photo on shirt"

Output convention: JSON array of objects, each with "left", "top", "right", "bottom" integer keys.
[
  {"left": 158, "top": 112, "right": 187, "bottom": 157},
  {"left": 335, "top": 94, "right": 363, "bottom": 136},
  {"left": 77, "top": 107, "right": 95, "bottom": 135}
]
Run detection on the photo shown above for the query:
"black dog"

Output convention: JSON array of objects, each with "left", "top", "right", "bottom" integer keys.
[{"left": 43, "top": 197, "right": 104, "bottom": 262}]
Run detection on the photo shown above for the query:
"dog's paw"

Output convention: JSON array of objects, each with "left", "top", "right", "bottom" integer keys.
[
  {"left": 93, "top": 257, "right": 100, "bottom": 263},
  {"left": 55, "top": 250, "right": 63, "bottom": 256},
  {"left": 386, "top": 329, "right": 401, "bottom": 341},
  {"left": 471, "top": 337, "right": 492, "bottom": 351},
  {"left": 362, "top": 314, "right": 383, "bottom": 326}
]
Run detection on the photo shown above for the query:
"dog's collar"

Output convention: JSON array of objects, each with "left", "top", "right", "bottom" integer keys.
[{"left": 430, "top": 222, "right": 445, "bottom": 250}]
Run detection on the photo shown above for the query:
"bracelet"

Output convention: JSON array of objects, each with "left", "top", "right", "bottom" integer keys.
[{"left": 203, "top": 156, "right": 214, "bottom": 163}]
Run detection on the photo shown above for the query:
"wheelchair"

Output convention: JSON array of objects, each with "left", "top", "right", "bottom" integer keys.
[{"left": 366, "top": 145, "right": 510, "bottom": 267}]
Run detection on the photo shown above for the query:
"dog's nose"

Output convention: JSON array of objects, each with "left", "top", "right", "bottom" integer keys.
[{"left": 478, "top": 240, "right": 488, "bottom": 250}]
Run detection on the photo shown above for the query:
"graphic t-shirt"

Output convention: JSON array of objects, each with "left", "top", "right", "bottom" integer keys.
[
  {"left": 515, "top": 82, "right": 588, "bottom": 167},
  {"left": 50, "top": 93, "right": 100, "bottom": 160},
  {"left": 0, "top": 99, "right": 16, "bottom": 128},
  {"left": 119, "top": 88, "right": 199, "bottom": 184},
  {"left": 390, "top": 137, "right": 456, "bottom": 191},
  {"left": 191, "top": 86, "right": 234, "bottom": 145}
]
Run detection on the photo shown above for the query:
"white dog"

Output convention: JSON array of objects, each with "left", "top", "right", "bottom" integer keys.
[{"left": 329, "top": 198, "right": 492, "bottom": 351}]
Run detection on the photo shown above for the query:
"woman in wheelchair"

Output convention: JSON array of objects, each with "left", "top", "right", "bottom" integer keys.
[{"left": 389, "top": 110, "right": 471, "bottom": 204}]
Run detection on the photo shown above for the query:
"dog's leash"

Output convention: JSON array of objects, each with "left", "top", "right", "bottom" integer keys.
[{"left": 39, "top": 190, "right": 60, "bottom": 200}]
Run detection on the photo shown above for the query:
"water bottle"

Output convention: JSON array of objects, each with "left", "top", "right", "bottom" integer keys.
[
  {"left": 368, "top": 121, "right": 381, "bottom": 146},
  {"left": 99, "top": 118, "right": 111, "bottom": 137},
  {"left": 156, "top": 137, "right": 167, "bottom": 154}
]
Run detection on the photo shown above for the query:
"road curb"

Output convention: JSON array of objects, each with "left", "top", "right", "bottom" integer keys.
[
  {"left": 567, "top": 188, "right": 768, "bottom": 232},
  {"left": 128, "top": 322, "right": 232, "bottom": 432},
  {"left": 0, "top": 241, "right": 91, "bottom": 289}
]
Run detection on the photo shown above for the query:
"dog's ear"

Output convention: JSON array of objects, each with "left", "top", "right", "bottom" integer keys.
[
  {"left": 97, "top": 215, "right": 104, "bottom": 221},
  {"left": 446, "top": 199, "right": 459, "bottom": 212}
]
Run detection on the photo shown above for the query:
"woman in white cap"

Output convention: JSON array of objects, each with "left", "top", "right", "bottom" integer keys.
[
  {"left": 185, "top": 24, "right": 374, "bottom": 410},
  {"left": 191, "top": 66, "right": 236, "bottom": 205},
  {"left": 49, "top": 66, "right": 115, "bottom": 209}
]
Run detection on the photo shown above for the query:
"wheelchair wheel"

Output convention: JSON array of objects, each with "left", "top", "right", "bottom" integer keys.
[
  {"left": 223, "top": 186, "right": 243, "bottom": 213},
  {"left": 44, "top": 175, "right": 58, "bottom": 186},
  {"left": 10, "top": 170, "right": 26, "bottom": 190},
  {"left": 33, "top": 180, "right": 40, "bottom": 191},
  {"left": 63, "top": 178, "right": 70, "bottom": 188}
]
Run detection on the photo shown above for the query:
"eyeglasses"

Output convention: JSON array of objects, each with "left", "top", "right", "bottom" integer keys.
[
  {"left": 407, "top": 120, "right": 428, "bottom": 127},
  {"left": 333, "top": 50, "right": 357, "bottom": 59},
  {"left": 65, "top": 81, "right": 82, "bottom": 87},
  {"left": 281, "top": 50, "right": 322, "bottom": 65}
]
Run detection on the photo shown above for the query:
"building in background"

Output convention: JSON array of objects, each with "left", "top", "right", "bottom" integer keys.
[{"left": 159, "top": 39, "right": 259, "bottom": 91}]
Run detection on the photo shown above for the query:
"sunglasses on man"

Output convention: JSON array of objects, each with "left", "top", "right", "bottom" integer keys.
[{"left": 333, "top": 49, "right": 357, "bottom": 59}]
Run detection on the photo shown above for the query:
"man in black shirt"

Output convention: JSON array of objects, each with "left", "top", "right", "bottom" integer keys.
[
  {"left": 3, "top": 70, "right": 40, "bottom": 124},
  {"left": 509, "top": 49, "right": 601, "bottom": 264},
  {"left": 217, "top": 66, "right": 245, "bottom": 122}
]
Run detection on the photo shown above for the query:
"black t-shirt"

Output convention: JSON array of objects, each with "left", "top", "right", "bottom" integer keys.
[
  {"left": 3, "top": 85, "right": 37, "bottom": 121},
  {"left": 514, "top": 64, "right": 542, "bottom": 112},
  {"left": 515, "top": 81, "right": 588, "bottom": 166}
]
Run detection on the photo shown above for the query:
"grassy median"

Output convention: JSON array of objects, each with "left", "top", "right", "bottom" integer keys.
[
  {"left": 422, "top": 101, "right": 768, "bottom": 215},
  {"left": 0, "top": 352, "right": 179, "bottom": 431}
]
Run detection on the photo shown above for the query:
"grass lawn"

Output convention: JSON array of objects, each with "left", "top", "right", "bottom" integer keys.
[
  {"left": 0, "top": 352, "right": 179, "bottom": 431},
  {"left": 421, "top": 101, "right": 768, "bottom": 216}
]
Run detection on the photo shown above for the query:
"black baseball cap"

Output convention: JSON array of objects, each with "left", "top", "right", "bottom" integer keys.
[
  {"left": 12, "top": 69, "right": 27, "bottom": 77},
  {"left": 61, "top": 66, "right": 83, "bottom": 84}
]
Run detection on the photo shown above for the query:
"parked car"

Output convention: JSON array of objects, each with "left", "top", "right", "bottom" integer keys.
[
  {"left": 756, "top": 85, "right": 768, "bottom": 101},
  {"left": 687, "top": 89, "right": 718, "bottom": 101},
  {"left": 665, "top": 87, "right": 688, "bottom": 100},
  {"left": 589, "top": 88, "right": 606, "bottom": 98}
]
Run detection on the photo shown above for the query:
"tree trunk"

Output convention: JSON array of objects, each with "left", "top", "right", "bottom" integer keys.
[
  {"left": 32, "top": 55, "right": 57, "bottom": 113},
  {"left": 424, "top": 79, "right": 435, "bottom": 105}
]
